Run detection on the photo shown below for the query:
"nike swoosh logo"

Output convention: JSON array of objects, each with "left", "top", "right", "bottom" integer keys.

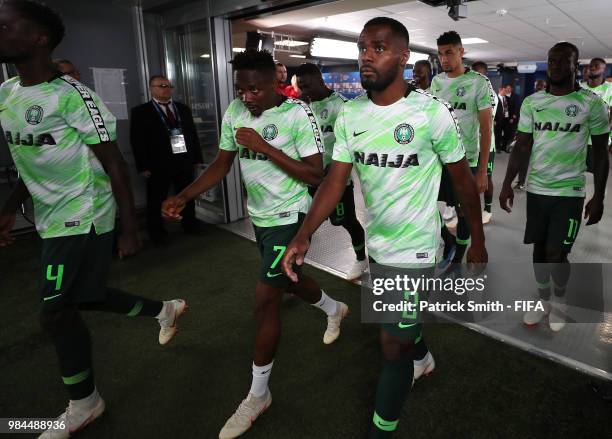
[
  {"left": 266, "top": 271, "right": 283, "bottom": 278},
  {"left": 536, "top": 109, "right": 545, "bottom": 112},
  {"left": 376, "top": 421, "right": 396, "bottom": 427},
  {"left": 353, "top": 130, "right": 367, "bottom": 137},
  {"left": 398, "top": 322, "right": 417, "bottom": 329},
  {"left": 43, "top": 293, "right": 62, "bottom": 301}
]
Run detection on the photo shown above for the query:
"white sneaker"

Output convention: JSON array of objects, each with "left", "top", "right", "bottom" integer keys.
[
  {"left": 523, "top": 300, "right": 551, "bottom": 326},
  {"left": 446, "top": 216, "right": 458, "bottom": 229},
  {"left": 39, "top": 395, "right": 105, "bottom": 438},
  {"left": 219, "top": 389, "right": 272, "bottom": 439},
  {"left": 158, "top": 299, "right": 188, "bottom": 345},
  {"left": 346, "top": 259, "right": 368, "bottom": 280},
  {"left": 482, "top": 210, "right": 492, "bottom": 225},
  {"left": 323, "top": 302, "right": 349, "bottom": 345},
  {"left": 549, "top": 303, "right": 567, "bottom": 332},
  {"left": 442, "top": 205, "right": 456, "bottom": 220},
  {"left": 414, "top": 351, "right": 435, "bottom": 381}
]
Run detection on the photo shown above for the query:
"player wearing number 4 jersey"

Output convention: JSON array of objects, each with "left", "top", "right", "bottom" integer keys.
[
  {"left": 162, "top": 49, "right": 347, "bottom": 439},
  {"left": 295, "top": 62, "right": 368, "bottom": 280},
  {"left": 282, "top": 18, "right": 486, "bottom": 439},
  {"left": 500, "top": 42, "right": 610, "bottom": 332},
  {"left": 0, "top": 2, "right": 186, "bottom": 438}
]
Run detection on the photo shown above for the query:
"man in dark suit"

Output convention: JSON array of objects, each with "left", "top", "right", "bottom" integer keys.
[
  {"left": 130, "top": 75, "right": 203, "bottom": 244},
  {"left": 494, "top": 86, "right": 508, "bottom": 152},
  {"left": 503, "top": 84, "right": 519, "bottom": 148}
]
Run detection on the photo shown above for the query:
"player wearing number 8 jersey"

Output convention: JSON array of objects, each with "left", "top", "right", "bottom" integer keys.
[
  {"left": 295, "top": 62, "right": 368, "bottom": 280},
  {"left": 162, "top": 49, "right": 347, "bottom": 439},
  {"left": 500, "top": 42, "right": 610, "bottom": 332}
]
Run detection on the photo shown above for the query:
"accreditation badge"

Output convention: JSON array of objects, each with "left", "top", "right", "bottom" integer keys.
[{"left": 169, "top": 128, "right": 187, "bottom": 154}]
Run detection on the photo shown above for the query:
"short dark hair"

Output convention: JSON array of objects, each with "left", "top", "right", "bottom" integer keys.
[
  {"left": 550, "top": 41, "right": 580, "bottom": 64},
  {"left": 414, "top": 60, "right": 431, "bottom": 72},
  {"left": 591, "top": 57, "right": 607, "bottom": 66},
  {"left": 231, "top": 50, "right": 276, "bottom": 77},
  {"left": 149, "top": 74, "right": 168, "bottom": 85},
  {"left": 437, "top": 31, "right": 462, "bottom": 47},
  {"left": 363, "top": 17, "right": 409, "bottom": 47},
  {"left": 471, "top": 61, "right": 487, "bottom": 72},
  {"left": 295, "top": 63, "right": 322, "bottom": 78},
  {"left": 3, "top": 0, "right": 65, "bottom": 49}
]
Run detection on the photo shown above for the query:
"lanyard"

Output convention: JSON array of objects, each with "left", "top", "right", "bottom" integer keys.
[{"left": 152, "top": 100, "right": 182, "bottom": 131}]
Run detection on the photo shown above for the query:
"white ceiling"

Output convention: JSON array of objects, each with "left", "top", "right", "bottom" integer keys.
[{"left": 245, "top": 0, "right": 612, "bottom": 63}]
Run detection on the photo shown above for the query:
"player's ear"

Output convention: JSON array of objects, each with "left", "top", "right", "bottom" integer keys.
[{"left": 401, "top": 49, "right": 410, "bottom": 68}]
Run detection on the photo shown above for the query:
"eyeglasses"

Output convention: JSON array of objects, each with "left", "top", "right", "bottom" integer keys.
[{"left": 152, "top": 84, "right": 174, "bottom": 89}]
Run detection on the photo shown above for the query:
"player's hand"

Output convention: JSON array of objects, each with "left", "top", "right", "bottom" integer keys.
[
  {"left": 282, "top": 232, "right": 311, "bottom": 283},
  {"left": 235, "top": 128, "right": 270, "bottom": 154},
  {"left": 466, "top": 243, "right": 488, "bottom": 275},
  {"left": 0, "top": 209, "right": 16, "bottom": 247},
  {"left": 475, "top": 170, "right": 488, "bottom": 193},
  {"left": 499, "top": 183, "right": 514, "bottom": 213},
  {"left": 584, "top": 196, "right": 604, "bottom": 225},
  {"left": 118, "top": 230, "right": 142, "bottom": 259},
  {"left": 162, "top": 195, "right": 187, "bottom": 221}
]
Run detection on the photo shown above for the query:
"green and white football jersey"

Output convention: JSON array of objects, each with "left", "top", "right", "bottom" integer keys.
[
  {"left": 580, "top": 81, "right": 612, "bottom": 141},
  {"left": 0, "top": 75, "right": 117, "bottom": 239},
  {"left": 430, "top": 69, "right": 496, "bottom": 165},
  {"left": 489, "top": 93, "right": 498, "bottom": 152},
  {"left": 580, "top": 80, "right": 612, "bottom": 105},
  {"left": 332, "top": 86, "right": 465, "bottom": 265},
  {"left": 518, "top": 88, "right": 610, "bottom": 197},
  {"left": 219, "top": 97, "right": 323, "bottom": 227},
  {"left": 308, "top": 91, "right": 348, "bottom": 167}
]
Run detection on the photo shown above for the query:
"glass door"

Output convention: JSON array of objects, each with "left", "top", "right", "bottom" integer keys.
[{"left": 163, "top": 19, "right": 227, "bottom": 223}]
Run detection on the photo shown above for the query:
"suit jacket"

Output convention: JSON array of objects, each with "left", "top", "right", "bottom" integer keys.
[
  {"left": 495, "top": 95, "right": 505, "bottom": 123},
  {"left": 130, "top": 100, "right": 203, "bottom": 174},
  {"left": 505, "top": 94, "right": 519, "bottom": 124}
]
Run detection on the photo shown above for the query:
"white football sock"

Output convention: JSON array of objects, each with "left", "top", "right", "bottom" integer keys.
[
  {"left": 71, "top": 387, "right": 100, "bottom": 410},
  {"left": 156, "top": 301, "right": 170, "bottom": 320},
  {"left": 312, "top": 290, "right": 339, "bottom": 316},
  {"left": 414, "top": 352, "right": 431, "bottom": 367},
  {"left": 250, "top": 362, "right": 273, "bottom": 397}
]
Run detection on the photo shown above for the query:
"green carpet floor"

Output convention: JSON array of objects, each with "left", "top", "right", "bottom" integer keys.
[{"left": 0, "top": 225, "right": 610, "bottom": 438}]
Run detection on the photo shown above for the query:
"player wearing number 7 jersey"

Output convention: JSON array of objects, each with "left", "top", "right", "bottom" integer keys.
[
  {"left": 162, "top": 49, "right": 347, "bottom": 439},
  {"left": 500, "top": 42, "right": 610, "bottom": 332}
]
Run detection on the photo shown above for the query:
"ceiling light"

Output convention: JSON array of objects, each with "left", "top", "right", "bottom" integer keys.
[
  {"left": 200, "top": 54, "right": 210, "bottom": 58},
  {"left": 290, "top": 54, "right": 306, "bottom": 58},
  {"left": 462, "top": 38, "right": 488, "bottom": 45},
  {"left": 232, "top": 47, "right": 246, "bottom": 52},
  {"left": 311, "top": 37, "right": 358, "bottom": 60},
  {"left": 275, "top": 40, "right": 309, "bottom": 47},
  {"left": 409, "top": 51, "right": 430, "bottom": 63}
]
